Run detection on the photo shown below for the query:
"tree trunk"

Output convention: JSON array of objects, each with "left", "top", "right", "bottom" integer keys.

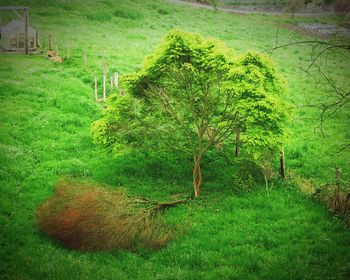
[
  {"left": 193, "top": 156, "right": 202, "bottom": 197},
  {"left": 280, "top": 148, "right": 285, "bottom": 179},
  {"left": 235, "top": 127, "right": 240, "bottom": 158},
  {"left": 24, "top": 8, "right": 29, "bottom": 55}
]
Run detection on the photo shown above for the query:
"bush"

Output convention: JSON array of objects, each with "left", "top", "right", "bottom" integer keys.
[
  {"left": 36, "top": 178, "right": 174, "bottom": 251},
  {"left": 237, "top": 159, "right": 265, "bottom": 185}
]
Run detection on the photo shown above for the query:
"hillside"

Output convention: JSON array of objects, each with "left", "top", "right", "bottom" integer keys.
[{"left": 0, "top": 0, "right": 349, "bottom": 279}]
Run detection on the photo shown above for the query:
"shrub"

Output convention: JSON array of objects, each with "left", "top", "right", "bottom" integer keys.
[
  {"left": 36, "top": 178, "right": 175, "bottom": 251},
  {"left": 237, "top": 159, "right": 264, "bottom": 184}
]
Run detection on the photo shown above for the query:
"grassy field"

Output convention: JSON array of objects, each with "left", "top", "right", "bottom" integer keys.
[{"left": 1, "top": 0, "right": 350, "bottom": 279}]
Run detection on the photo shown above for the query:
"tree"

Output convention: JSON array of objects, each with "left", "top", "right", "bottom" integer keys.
[
  {"left": 334, "top": 0, "right": 350, "bottom": 23},
  {"left": 266, "top": 40, "right": 349, "bottom": 146},
  {"left": 92, "top": 30, "right": 288, "bottom": 197},
  {"left": 196, "top": 0, "right": 219, "bottom": 9},
  {"left": 287, "top": 0, "right": 304, "bottom": 18},
  {"left": 265, "top": 37, "right": 350, "bottom": 188}
]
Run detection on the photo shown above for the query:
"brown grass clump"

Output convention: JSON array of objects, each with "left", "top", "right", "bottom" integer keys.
[
  {"left": 36, "top": 178, "right": 180, "bottom": 251},
  {"left": 318, "top": 184, "right": 350, "bottom": 226},
  {"left": 46, "top": 50, "right": 63, "bottom": 63}
]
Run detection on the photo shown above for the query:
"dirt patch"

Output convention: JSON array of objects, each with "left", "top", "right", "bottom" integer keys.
[
  {"left": 298, "top": 22, "right": 350, "bottom": 37},
  {"left": 282, "top": 22, "right": 350, "bottom": 39},
  {"left": 169, "top": 0, "right": 334, "bottom": 16}
]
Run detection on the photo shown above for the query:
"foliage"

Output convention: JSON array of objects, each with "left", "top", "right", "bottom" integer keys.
[
  {"left": 92, "top": 30, "right": 288, "bottom": 197},
  {"left": 36, "top": 177, "right": 176, "bottom": 251},
  {"left": 334, "top": 0, "right": 350, "bottom": 22},
  {"left": 286, "top": 0, "right": 304, "bottom": 17}
]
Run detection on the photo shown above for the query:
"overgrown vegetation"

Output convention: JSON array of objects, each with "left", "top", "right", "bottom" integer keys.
[{"left": 36, "top": 177, "right": 180, "bottom": 251}]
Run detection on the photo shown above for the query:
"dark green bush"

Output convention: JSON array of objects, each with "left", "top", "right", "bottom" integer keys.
[{"left": 237, "top": 159, "right": 265, "bottom": 185}]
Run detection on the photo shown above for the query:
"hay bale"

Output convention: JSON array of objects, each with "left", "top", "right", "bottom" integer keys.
[
  {"left": 50, "top": 56, "right": 63, "bottom": 63},
  {"left": 46, "top": 50, "right": 63, "bottom": 63},
  {"left": 47, "top": 50, "right": 57, "bottom": 57},
  {"left": 36, "top": 178, "right": 174, "bottom": 251}
]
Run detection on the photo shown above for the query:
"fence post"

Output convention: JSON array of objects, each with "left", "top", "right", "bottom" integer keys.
[
  {"left": 36, "top": 31, "right": 40, "bottom": 48},
  {"left": 94, "top": 75, "right": 98, "bottom": 101},
  {"left": 103, "top": 63, "right": 107, "bottom": 102},
  {"left": 110, "top": 75, "right": 113, "bottom": 93},
  {"left": 113, "top": 72, "right": 119, "bottom": 89},
  {"left": 235, "top": 127, "right": 240, "bottom": 158},
  {"left": 24, "top": 8, "right": 29, "bottom": 54},
  {"left": 280, "top": 148, "right": 285, "bottom": 179}
]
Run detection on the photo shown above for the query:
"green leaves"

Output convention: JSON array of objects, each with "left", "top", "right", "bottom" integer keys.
[
  {"left": 226, "top": 52, "right": 289, "bottom": 157},
  {"left": 92, "top": 29, "right": 289, "bottom": 174}
]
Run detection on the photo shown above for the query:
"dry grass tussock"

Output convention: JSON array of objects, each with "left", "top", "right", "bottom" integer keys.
[
  {"left": 318, "top": 184, "right": 350, "bottom": 226},
  {"left": 291, "top": 173, "right": 350, "bottom": 226},
  {"left": 36, "top": 178, "right": 180, "bottom": 251}
]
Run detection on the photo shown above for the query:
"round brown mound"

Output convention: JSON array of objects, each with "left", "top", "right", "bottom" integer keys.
[{"left": 36, "top": 178, "right": 174, "bottom": 251}]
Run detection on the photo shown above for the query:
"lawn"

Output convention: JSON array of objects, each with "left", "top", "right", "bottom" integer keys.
[{"left": 0, "top": 0, "right": 349, "bottom": 279}]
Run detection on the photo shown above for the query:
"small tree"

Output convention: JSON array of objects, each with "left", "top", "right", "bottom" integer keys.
[
  {"left": 92, "top": 30, "right": 288, "bottom": 197},
  {"left": 334, "top": 0, "right": 350, "bottom": 23},
  {"left": 197, "top": 0, "right": 219, "bottom": 9},
  {"left": 287, "top": 0, "right": 304, "bottom": 18}
]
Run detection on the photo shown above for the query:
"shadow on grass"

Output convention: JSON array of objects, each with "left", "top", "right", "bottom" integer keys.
[{"left": 95, "top": 150, "right": 267, "bottom": 199}]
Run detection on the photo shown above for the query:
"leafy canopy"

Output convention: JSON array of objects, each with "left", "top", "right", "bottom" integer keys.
[{"left": 92, "top": 29, "right": 288, "bottom": 196}]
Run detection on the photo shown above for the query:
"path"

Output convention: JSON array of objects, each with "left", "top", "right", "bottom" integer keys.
[{"left": 167, "top": 0, "right": 333, "bottom": 16}]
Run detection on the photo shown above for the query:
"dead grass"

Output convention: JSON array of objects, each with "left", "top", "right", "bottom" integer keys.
[
  {"left": 36, "top": 178, "right": 175, "bottom": 251},
  {"left": 317, "top": 184, "right": 350, "bottom": 226}
]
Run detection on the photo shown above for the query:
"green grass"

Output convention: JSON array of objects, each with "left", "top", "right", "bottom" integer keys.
[{"left": 1, "top": 0, "right": 350, "bottom": 279}]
